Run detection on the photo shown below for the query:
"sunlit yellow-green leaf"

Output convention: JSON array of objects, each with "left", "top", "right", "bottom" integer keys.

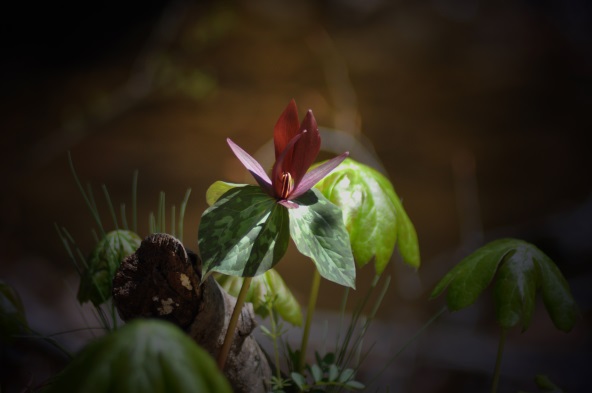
[
  {"left": 217, "top": 269, "right": 302, "bottom": 326},
  {"left": 314, "top": 158, "right": 419, "bottom": 275},
  {"left": 205, "top": 181, "right": 244, "bottom": 206}
]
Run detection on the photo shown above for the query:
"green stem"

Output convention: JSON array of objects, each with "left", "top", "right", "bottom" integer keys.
[
  {"left": 217, "top": 277, "right": 252, "bottom": 370},
  {"left": 299, "top": 269, "right": 322, "bottom": 372},
  {"left": 269, "top": 310, "right": 282, "bottom": 381},
  {"left": 491, "top": 328, "right": 507, "bottom": 393}
]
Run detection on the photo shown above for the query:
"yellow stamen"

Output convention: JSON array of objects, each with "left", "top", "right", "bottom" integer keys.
[{"left": 280, "top": 172, "right": 294, "bottom": 199}]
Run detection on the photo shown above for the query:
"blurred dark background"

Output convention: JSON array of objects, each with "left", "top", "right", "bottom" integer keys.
[{"left": 1, "top": 0, "right": 591, "bottom": 392}]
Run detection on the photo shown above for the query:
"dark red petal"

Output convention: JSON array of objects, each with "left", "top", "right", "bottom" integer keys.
[
  {"left": 290, "top": 152, "right": 349, "bottom": 199},
  {"left": 287, "top": 109, "right": 321, "bottom": 187},
  {"left": 227, "top": 138, "right": 273, "bottom": 195},
  {"left": 271, "top": 131, "right": 304, "bottom": 198},
  {"left": 273, "top": 99, "right": 300, "bottom": 160}
]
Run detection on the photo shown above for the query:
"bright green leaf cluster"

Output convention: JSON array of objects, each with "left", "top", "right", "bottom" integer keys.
[
  {"left": 77, "top": 229, "right": 142, "bottom": 306},
  {"left": 314, "top": 158, "right": 420, "bottom": 275},
  {"left": 216, "top": 269, "right": 303, "bottom": 326},
  {"left": 42, "top": 319, "right": 231, "bottom": 393},
  {"left": 431, "top": 238, "right": 578, "bottom": 332}
]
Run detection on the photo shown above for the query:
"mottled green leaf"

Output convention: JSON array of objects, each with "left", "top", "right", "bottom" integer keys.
[
  {"left": 78, "top": 230, "right": 142, "bottom": 306},
  {"left": 205, "top": 181, "right": 244, "bottom": 206},
  {"left": 216, "top": 268, "right": 302, "bottom": 326},
  {"left": 314, "top": 158, "right": 419, "bottom": 275},
  {"left": 431, "top": 238, "right": 578, "bottom": 332},
  {"left": 198, "top": 186, "right": 289, "bottom": 278},
  {"left": 42, "top": 319, "right": 231, "bottom": 393},
  {"left": 290, "top": 189, "right": 356, "bottom": 288}
]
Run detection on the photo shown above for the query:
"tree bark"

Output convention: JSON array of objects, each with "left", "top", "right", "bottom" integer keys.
[{"left": 112, "top": 233, "right": 271, "bottom": 393}]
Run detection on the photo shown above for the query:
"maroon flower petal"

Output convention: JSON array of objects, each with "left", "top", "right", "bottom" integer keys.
[
  {"left": 287, "top": 110, "right": 321, "bottom": 188},
  {"left": 273, "top": 99, "right": 300, "bottom": 160},
  {"left": 271, "top": 131, "right": 304, "bottom": 198},
  {"left": 278, "top": 199, "right": 299, "bottom": 209},
  {"left": 227, "top": 138, "right": 273, "bottom": 194},
  {"left": 290, "top": 152, "right": 349, "bottom": 199}
]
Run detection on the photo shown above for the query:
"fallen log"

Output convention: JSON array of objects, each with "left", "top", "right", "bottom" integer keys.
[{"left": 112, "top": 233, "right": 271, "bottom": 393}]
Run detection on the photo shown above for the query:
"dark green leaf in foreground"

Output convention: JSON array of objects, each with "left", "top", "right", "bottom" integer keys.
[
  {"left": 77, "top": 229, "right": 141, "bottom": 306},
  {"left": 42, "top": 319, "right": 231, "bottom": 393},
  {"left": 216, "top": 268, "right": 302, "bottom": 326},
  {"left": 314, "top": 158, "right": 419, "bottom": 275},
  {"left": 431, "top": 238, "right": 578, "bottom": 332},
  {"left": 0, "top": 281, "right": 28, "bottom": 339},
  {"left": 290, "top": 189, "right": 356, "bottom": 288},
  {"left": 198, "top": 185, "right": 289, "bottom": 279}
]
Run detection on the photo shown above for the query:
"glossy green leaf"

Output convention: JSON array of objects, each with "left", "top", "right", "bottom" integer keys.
[
  {"left": 42, "top": 319, "right": 231, "bottom": 393},
  {"left": 431, "top": 238, "right": 515, "bottom": 311},
  {"left": 198, "top": 185, "right": 289, "bottom": 278},
  {"left": 78, "top": 230, "right": 142, "bottom": 306},
  {"left": 536, "top": 250, "right": 579, "bottom": 332},
  {"left": 431, "top": 238, "right": 578, "bottom": 332},
  {"left": 216, "top": 268, "right": 303, "bottom": 326},
  {"left": 205, "top": 181, "right": 244, "bottom": 206},
  {"left": 290, "top": 189, "right": 356, "bottom": 289},
  {"left": 0, "top": 281, "right": 28, "bottom": 339},
  {"left": 314, "top": 158, "right": 419, "bottom": 275},
  {"left": 494, "top": 247, "right": 537, "bottom": 330}
]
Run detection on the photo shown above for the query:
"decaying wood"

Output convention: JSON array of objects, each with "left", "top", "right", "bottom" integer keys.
[{"left": 112, "top": 233, "right": 271, "bottom": 393}]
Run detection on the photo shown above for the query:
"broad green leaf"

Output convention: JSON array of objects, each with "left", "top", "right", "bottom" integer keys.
[
  {"left": 328, "top": 364, "right": 339, "bottom": 382},
  {"left": 535, "top": 374, "right": 564, "bottom": 392},
  {"left": 290, "top": 189, "right": 356, "bottom": 288},
  {"left": 78, "top": 229, "right": 142, "bottom": 306},
  {"left": 430, "top": 238, "right": 515, "bottom": 310},
  {"left": 198, "top": 186, "right": 289, "bottom": 278},
  {"left": 291, "top": 372, "right": 307, "bottom": 390},
  {"left": 431, "top": 238, "right": 578, "bottom": 332},
  {"left": 314, "top": 158, "right": 419, "bottom": 275},
  {"left": 216, "top": 268, "right": 303, "bottom": 326},
  {"left": 535, "top": 250, "right": 578, "bottom": 332},
  {"left": 205, "top": 181, "right": 244, "bottom": 206},
  {"left": 0, "top": 281, "right": 28, "bottom": 339},
  {"left": 310, "top": 364, "right": 323, "bottom": 383},
  {"left": 42, "top": 319, "right": 231, "bottom": 393},
  {"left": 494, "top": 248, "right": 537, "bottom": 330}
]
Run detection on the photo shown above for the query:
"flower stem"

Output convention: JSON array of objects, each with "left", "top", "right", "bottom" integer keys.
[
  {"left": 268, "top": 309, "right": 282, "bottom": 381},
  {"left": 491, "top": 327, "right": 507, "bottom": 393},
  {"left": 217, "top": 276, "right": 252, "bottom": 370},
  {"left": 299, "top": 269, "right": 322, "bottom": 372}
]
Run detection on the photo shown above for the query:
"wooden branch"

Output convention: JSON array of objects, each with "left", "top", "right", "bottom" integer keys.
[{"left": 112, "top": 233, "right": 271, "bottom": 393}]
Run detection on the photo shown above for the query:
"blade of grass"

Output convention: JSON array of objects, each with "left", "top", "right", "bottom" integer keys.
[
  {"left": 120, "top": 204, "right": 129, "bottom": 230},
  {"left": 178, "top": 188, "right": 191, "bottom": 243},
  {"left": 102, "top": 184, "right": 119, "bottom": 230},
  {"left": 132, "top": 170, "right": 138, "bottom": 232},
  {"left": 67, "top": 152, "right": 106, "bottom": 238}
]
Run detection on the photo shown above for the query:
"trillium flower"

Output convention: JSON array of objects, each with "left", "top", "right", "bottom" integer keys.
[{"left": 227, "top": 99, "right": 349, "bottom": 208}]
